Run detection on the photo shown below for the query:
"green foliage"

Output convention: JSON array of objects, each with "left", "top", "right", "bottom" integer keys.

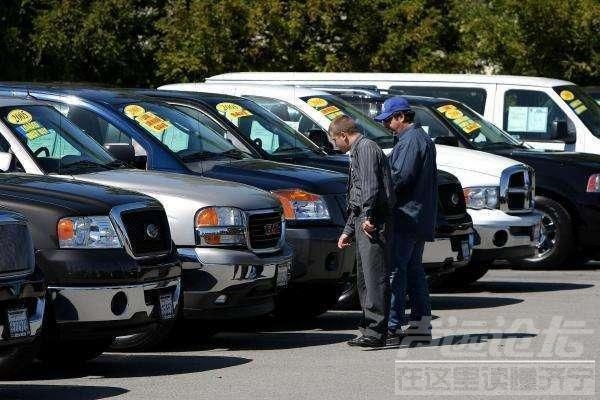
[{"left": 0, "top": 0, "right": 597, "bottom": 85}]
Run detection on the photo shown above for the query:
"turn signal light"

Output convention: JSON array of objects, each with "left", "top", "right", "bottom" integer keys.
[
  {"left": 272, "top": 189, "right": 321, "bottom": 219},
  {"left": 196, "top": 207, "right": 219, "bottom": 226},
  {"left": 586, "top": 174, "right": 600, "bottom": 192},
  {"left": 57, "top": 218, "right": 75, "bottom": 241}
]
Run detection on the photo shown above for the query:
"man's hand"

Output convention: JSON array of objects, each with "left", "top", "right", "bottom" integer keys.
[
  {"left": 362, "top": 219, "right": 376, "bottom": 239},
  {"left": 338, "top": 233, "right": 352, "bottom": 249}
]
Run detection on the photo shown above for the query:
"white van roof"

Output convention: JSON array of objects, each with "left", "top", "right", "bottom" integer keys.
[
  {"left": 159, "top": 82, "right": 330, "bottom": 98},
  {"left": 207, "top": 72, "right": 574, "bottom": 88}
]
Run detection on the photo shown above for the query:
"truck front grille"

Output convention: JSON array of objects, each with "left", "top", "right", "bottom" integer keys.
[
  {"left": 438, "top": 182, "right": 467, "bottom": 219},
  {"left": 0, "top": 222, "right": 34, "bottom": 276},
  {"left": 114, "top": 205, "right": 172, "bottom": 258},
  {"left": 248, "top": 211, "right": 283, "bottom": 251},
  {"left": 500, "top": 166, "right": 535, "bottom": 214}
]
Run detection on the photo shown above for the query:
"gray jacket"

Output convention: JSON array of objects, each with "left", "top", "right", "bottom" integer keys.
[{"left": 388, "top": 123, "right": 437, "bottom": 241}]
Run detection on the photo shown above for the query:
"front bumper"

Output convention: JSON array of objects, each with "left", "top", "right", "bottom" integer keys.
[
  {"left": 285, "top": 225, "right": 354, "bottom": 285},
  {"left": 0, "top": 268, "right": 46, "bottom": 348},
  {"left": 177, "top": 244, "right": 293, "bottom": 320},
  {"left": 424, "top": 230, "right": 476, "bottom": 276},
  {"left": 469, "top": 209, "right": 542, "bottom": 262},
  {"left": 50, "top": 277, "right": 181, "bottom": 341}
]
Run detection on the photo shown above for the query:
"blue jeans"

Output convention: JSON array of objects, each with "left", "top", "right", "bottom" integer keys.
[{"left": 388, "top": 230, "right": 432, "bottom": 333}]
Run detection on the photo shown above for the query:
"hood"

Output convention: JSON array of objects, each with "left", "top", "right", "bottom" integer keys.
[
  {"left": 196, "top": 158, "right": 348, "bottom": 195},
  {"left": 494, "top": 149, "right": 600, "bottom": 171},
  {"left": 0, "top": 172, "right": 154, "bottom": 215},
  {"left": 74, "top": 169, "right": 280, "bottom": 211},
  {"left": 435, "top": 145, "right": 522, "bottom": 179},
  {"left": 280, "top": 153, "right": 350, "bottom": 174},
  {"left": 73, "top": 169, "right": 282, "bottom": 246}
]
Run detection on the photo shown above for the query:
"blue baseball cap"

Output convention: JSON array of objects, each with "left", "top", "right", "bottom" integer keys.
[{"left": 373, "top": 96, "right": 412, "bottom": 121}]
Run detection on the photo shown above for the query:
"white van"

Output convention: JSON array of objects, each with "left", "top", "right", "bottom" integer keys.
[
  {"left": 205, "top": 73, "right": 600, "bottom": 153},
  {"left": 160, "top": 82, "right": 542, "bottom": 277}
]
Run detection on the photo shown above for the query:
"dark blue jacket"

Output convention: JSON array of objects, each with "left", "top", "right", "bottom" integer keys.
[{"left": 388, "top": 123, "right": 438, "bottom": 241}]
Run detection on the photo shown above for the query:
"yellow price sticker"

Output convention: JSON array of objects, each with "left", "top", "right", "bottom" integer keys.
[
  {"left": 306, "top": 98, "right": 328, "bottom": 108},
  {"left": 7, "top": 109, "right": 33, "bottom": 125}
]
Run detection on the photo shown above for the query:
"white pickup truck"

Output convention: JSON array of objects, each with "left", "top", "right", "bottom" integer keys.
[{"left": 162, "top": 82, "right": 543, "bottom": 282}]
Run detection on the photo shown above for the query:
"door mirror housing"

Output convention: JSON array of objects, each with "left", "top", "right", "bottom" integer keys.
[
  {"left": 0, "top": 152, "right": 12, "bottom": 172},
  {"left": 550, "top": 120, "right": 576, "bottom": 144},
  {"left": 433, "top": 136, "right": 459, "bottom": 147},
  {"left": 105, "top": 143, "right": 135, "bottom": 164}
]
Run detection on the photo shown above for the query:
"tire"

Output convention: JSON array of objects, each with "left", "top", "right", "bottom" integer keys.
[
  {"left": 430, "top": 263, "right": 490, "bottom": 290},
  {"left": 110, "top": 320, "right": 176, "bottom": 352},
  {"left": 520, "top": 196, "right": 573, "bottom": 267},
  {"left": 0, "top": 341, "right": 39, "bottom": 377}
]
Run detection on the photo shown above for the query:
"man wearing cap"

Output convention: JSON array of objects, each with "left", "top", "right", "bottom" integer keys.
[
  {"left": 329, "top": 115, "right": 394, "bottom": 348},
  {"left": 374, "top": 96, "right": 437, "bottom": 345}
]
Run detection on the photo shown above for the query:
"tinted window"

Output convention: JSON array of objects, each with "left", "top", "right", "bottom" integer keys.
[
  {"left": 503, "top": 89, "right": 573, "bottom": 140},
  {"left": 389, "top": 86, "right": 487, "bottom": 114}
]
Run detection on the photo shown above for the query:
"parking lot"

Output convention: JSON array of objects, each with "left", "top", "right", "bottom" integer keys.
[{"left": 3, "top": 266, "right": 598, "bottom": 400}]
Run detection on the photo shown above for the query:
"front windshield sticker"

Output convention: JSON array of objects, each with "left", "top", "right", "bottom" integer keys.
[
  {"left": 305, "top": 99, "right": 344, "bottom": 121},
  {"left": 306, "top": 98, "right": 328, "bottom": 108},
  {"left": 436, "top": 104, "right": 481, "bottom": 134},
  {"left": 123, "top": 104, "right": 170, "bottom": 134},
  {"left": 560, "top": 90, "right": 575, "bottom": 101},
  {"left": 17, "top": 121, "right": 50, "bottom": 140},
  {"left": 6, "top": 109, "right": 33, "bottom": 125},
  {"left": 215, "top": 102, "right": 252, "bottom": 118}
]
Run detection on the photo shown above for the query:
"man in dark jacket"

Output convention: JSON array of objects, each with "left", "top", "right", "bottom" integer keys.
[
  {"left": 374, "top": 96, "right": 437, "bottom": 344},
  {"left": 329, "top": 115, "right": 394, "bottom": 348}
]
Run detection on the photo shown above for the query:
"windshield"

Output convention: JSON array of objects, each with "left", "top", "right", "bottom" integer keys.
[
  {"left": 201, "top": 96, "right": 324, "bottom": 157},
  {"left": 117, "top": 101, "right": 249, "bottom": 162},
  {"left": 553, "top": 85, "right": 600, "bottom": 137},
  {"left": 433, "top": 101, "right": 524, "bottom": 150},
  {"left": 300, "top": 95, "right": 395, "bottom": 149},
  {"left": 1, "top": 105, "right": 117, "bottom": 174}
]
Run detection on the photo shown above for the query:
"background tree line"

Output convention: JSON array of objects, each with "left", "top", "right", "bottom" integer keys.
[{"left": 1, "top": 0, "right": 598, "bottom": 87}]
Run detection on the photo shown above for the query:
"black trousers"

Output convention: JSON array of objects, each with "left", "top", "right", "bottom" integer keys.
[{"left": 354, "top": 215, "right": 392, "bottom": 340}]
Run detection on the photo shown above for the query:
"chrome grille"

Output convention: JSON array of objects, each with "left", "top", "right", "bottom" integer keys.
[
  {"left": 500, "top": 165, "right": 535, "bottom": 214},
  {"left": 247, "top": 210, "right": 284, "bottom": 252},
  {"left": 0, "top": 217, "right": 34, "bottom": 277}
]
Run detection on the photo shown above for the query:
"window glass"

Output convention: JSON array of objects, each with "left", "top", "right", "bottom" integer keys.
[
  {"left": 1, "top": 105, "right": 116, "bottom": 174},
  {"left": 553, "top": 85, "right": 600, "bottom": 137},
  {"left": 503, "top": 90, "right": 573, "bottom": 140},
  {"left": 389, "top": 86, "right": 487, "bottom": 114},
  {"left": 247, "top": 97, "right": 305, "bottom": 132},
  {"left": 412, "top": 107, "right": 453, "bottom": 138}
]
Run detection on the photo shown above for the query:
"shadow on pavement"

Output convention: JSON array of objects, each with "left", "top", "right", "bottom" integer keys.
[
  {"left": 431, "top": 296, "right": 524, "bottom": 309},
  {"left": 369, "top": 332, "right": 538, "bottom": 351},
  {"left": 444, "top": 281, "right": 595, "bottom": 294},
  {"left": 11, "top": 354, "right": 251, "bottom": 381},
  {"left": 163, "top": 331, "right": 355, "bottom": 352},
  {"left": 0, "top": 384, "right": 127, "bottom": 400}
]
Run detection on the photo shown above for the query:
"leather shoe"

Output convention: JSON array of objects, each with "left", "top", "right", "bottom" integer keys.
[
  {"left": 347, "top": 335, "right": 385, "bottom": 348},
  {"left": 387, "top": 327, "right": 432, "bottom": 346}
]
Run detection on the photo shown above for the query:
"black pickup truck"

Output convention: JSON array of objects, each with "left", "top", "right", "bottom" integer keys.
[
  {"left": 0, "top": 210, "right": 45, "bottom": 374},
  {"left": 0, "top": 173, "right": 181, "bottom": 362}
]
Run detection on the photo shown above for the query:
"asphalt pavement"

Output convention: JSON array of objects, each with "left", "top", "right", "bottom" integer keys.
[{"left": 3, "top": 266, "right": 600, "bottom": 400}]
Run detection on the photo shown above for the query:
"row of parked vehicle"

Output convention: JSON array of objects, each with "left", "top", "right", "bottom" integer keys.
[{"left": 0, "top": 73, "right": 598, "bottom": 374}]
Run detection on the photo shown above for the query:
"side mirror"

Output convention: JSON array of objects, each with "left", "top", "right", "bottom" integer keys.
[
  {"left": 105, "top": 143, "right": 135, "bottom": 163},
  {"left": 550, "top": 120, "right": 576, "bottom": 144},
  {"left": 433, "top": 136, "right": 459, "bottom": 147},
  {"left": 0, "top": 152, "right": 12, "bottom": 172},
  {"left": 308, "top": 129, "right": 334, "bottom": 151}
]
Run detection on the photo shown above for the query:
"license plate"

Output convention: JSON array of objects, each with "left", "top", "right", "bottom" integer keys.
[
  {"left": 158, "top": 293, "right": 174, "bottom": 319},
  {"left": 276, "top": 263, "right": 289, "bottom": 288},
  {"left": 461, "top": 240, "right": 471, "bottom": 260},
  {"left": 7, "top": 307, "right": 30, "bottom": 338}
]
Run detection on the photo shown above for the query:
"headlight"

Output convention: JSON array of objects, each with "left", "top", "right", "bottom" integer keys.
[
  {"left": 58, "top": 216, "right": 122, "bottom": 248},
  {"left": 195, "top": 207, "right": 247, "bottom": 246},
  {"left": 271, "top": 189, "right": 330, "bottom": 221},
  {"left": 463, "top": 187, "right": 499, "bottom": 209},
  {"left": 586, "top": 174, "right": 600, "bottom": 192}
]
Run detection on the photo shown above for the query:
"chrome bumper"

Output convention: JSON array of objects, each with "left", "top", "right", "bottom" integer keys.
[
  {"left": 470, "top": 210, "right": 542, "bottom": 250},
  {"left": 0, "top": 297, "right": 45, "bottom": 341},
  {"left": 423, "top": 233, "right": 475, "bottom": 267},
  {"left": 49, "top": 278, "right": 181, "bottom": 323}
]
